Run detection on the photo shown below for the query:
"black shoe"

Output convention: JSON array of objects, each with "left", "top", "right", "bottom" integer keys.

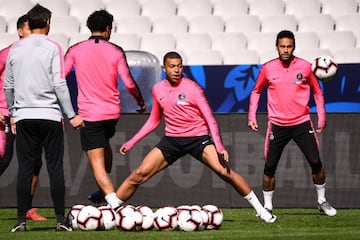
[
  {"left": 88, "top": 190, "right": 105, "bottom": 204},
  {"left": 56, "top": 222, "right": 73, "bottom": 231},
  {"left": 10, "top": 222, "right": 26, "bottom": 232}
]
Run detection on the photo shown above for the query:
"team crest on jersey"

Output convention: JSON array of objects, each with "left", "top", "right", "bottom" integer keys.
[
  {"left": 293, "top": 72, "right": 306, "bottom": 85},
  {"left": 176, "top": 93, "right": 189, "bottom": 105}
]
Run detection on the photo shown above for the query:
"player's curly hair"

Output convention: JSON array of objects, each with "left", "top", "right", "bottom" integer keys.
[
  {"left": 86, "top": 9, "right": 113, "bottom": 32},
  {"left": 276, "top": 30, "right": 296, "bottom": 48}
]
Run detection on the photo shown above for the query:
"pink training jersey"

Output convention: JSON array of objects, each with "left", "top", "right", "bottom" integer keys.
[
  {"left": 248, "top": 57, "right": 326, "bottom": 128},
  {"left": 0, "top": 45, "right": 11, "bottom": 116},
  {"left": 64, "top": 36, "right": 143, "bottom": 121},
  {"left": 123, "top": 77, "right": 225, "bottom": 153}
]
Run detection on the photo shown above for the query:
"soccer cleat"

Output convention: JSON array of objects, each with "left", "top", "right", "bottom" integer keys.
[
  {"left": 258, "top": 210, "right": 277, "bottom": 223},
  {"left": 10, "top": 222, "right": 27, "bottom": 232},
  {"left": 88, "top": 190, "right": 105, "bottom": 204},
  {"left": 318, "top": 202, "right": 337, "bottom": 216},
  {"left": 26, "top": 208, "right": 47, "bottom": 221},
  {"left": 56, "top": 222, "right": 73, "bottom": 231}
]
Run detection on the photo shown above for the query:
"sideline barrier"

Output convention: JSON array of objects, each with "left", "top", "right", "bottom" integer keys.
[{"left": 0, "top": 113, "right": 359, "bottom": 208}]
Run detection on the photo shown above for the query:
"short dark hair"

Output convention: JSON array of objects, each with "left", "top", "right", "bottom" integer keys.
[
  {"left": 27, "top": 4, "right": 51, "bottom": 30},
  {"left": 16, "top": 14, "right": 28, "bottom": 29},
  {"left": 87, "top": 10, "right": 113, "bottom": 32},
  {"left": 276, "top": 30, "right": 296, "bottom": 48},
  {"left": 163, "top": 51, "right": 182, "bottom": 65}
]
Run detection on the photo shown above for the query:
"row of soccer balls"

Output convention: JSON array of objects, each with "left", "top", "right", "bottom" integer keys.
[{"left": 67, "top": 204, "right": 224, "bottom": 232}]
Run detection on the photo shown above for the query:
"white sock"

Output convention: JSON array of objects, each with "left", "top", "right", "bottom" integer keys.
[
  {"left": 244, "top": 190, "right": 266, "bottom": 215},
  {"left": 105, "top": 192, "right": 123, "bottom": 210},
  {"left": 263, "top": 190, "right": 274, "bottom": 210},
  {"left": 315, "top": 183, "right": 326, "bottom": 204}
]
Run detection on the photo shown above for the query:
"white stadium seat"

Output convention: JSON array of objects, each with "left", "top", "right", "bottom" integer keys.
[
  {"left": 186, "top": 50, "right": 223, "bottom": 65},
  {"left": 259, "top": 50, "right": 278, "bottom": 64},
  {"left": 188, "top": 16, "right": 225, "bottom": 34},
  {"left": 248, "top": 0, "right": 285, "bottom": 20},
  {"left": 284, "top": 0, "right": 321, "bottom": 18},
  {"left": 31, "top": 0, "right": 70, "bottom": 16},
  {"left": 296, "top": 48, "right": 333, "bottom": 62},
  {"left": 211, "top": 32, "right": 247, "bottom": 52},
  {"left": 175, "top": 33, "right": 212, "bottom": 56},
  {"left": 69, "top": 0, "right": 105, "bottom": 23},
  {"left": 225, "top": 15, "right": 261, "bottom": 33},
  {"left": 0, "top": 17, "right": 7, "bottom": 34},
  {"left": 297, "top": 14, "right": 335, "bottom": 33},
  {"left": 318, "top": 31, "right": 356, "bottom": 50},
  {"left": 105, "top": 0, "right": 141, "bottom": 18},
  {"left": 321, "top": 0, "right": 359, "bottom": 20},
  {"left": 152, "top": 16, "right": 188, "bottom": 35},
  {"left": 5, "top": 18, "right": 18, "bottom": 34},
  {"left": 332, "top": 48, "right": 360, "bottom": 63},
  {"left": 0, "top": 0, "right": 33, "bottom": 21},
  {"left": 261, "top": 15, "right": 298, "bottom": 33},
  {"left": 212, "top": 0, "right": 249, "bottom": 19},
  {"left": 246, "top": 32, "right": 278, "bottom": 54},
  {"left": 177, "top": 0, "right": 213, "bottom": 20},
  {"left": 140, "top": 33, "right": 176, "bottom": 53},
  {"left": 0, "top": 33, "right": 18, "bottom": 50},
  {"left": 335, "top": 14, "right": 360, "bottom": 34},
  {"left": 110, "top": 33, "right": 141, "bottom": 50},
  {"left": 294, "top": 32, "right": 320, "bottom": 52},
  {"left": 222, "top": 49, "right": 260, "bottom": 65},
  {"left": 141, "top": 0, "right": 177, "bottom": 20},
  {"left": 115, "top": 16, "right": 152, "bottom": 35},
  {"left": 50, "top": 16, "right": 81, "bottom": 37}
]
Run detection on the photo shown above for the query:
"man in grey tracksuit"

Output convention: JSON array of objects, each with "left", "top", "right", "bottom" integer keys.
[{"left": 4, "top": 4, "right": 83, "bottom": 232}]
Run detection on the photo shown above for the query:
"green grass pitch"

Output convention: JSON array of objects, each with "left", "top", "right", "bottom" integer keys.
[{"left": 0, "top": 208, "right": 359, "bottom": 240}]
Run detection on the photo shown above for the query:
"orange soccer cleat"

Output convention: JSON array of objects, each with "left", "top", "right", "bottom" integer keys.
[{"left": 26, "top": 208, "right": 47, "bottom": 221}]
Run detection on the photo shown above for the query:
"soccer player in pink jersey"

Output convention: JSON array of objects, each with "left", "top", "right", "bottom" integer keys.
[
  {"left": 248, "top": 30, "right": 336, "bottom": 216},
  {"left": 116, "top": 51, "right": 276, "bottom": 223},
  {"left": 64, "top": 10, "right": 146, "bottom": 209},
  {"left": 0, "top": 14, "right": 47, "bottom": 222}
]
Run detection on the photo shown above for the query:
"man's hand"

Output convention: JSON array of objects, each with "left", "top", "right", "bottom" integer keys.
[
  {"left": 136, "top": 102, "right": 147, "bottom": 113},
  {"left": 69, "top": 115, "right": 84, "bottom": 129},
  {"left": 248, "top": 120, "right": 259, "bottom": 132},
  {"left": 119, "top": 145, "right": 127, "bottom": 156}
]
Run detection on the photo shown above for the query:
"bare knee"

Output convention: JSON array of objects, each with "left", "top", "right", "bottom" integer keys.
[
  {"left": 128, "top": 168, "right": 149, "bottom": 186},
  {"left": 216, "top": 167, "right": 232, "bottom": 183}
]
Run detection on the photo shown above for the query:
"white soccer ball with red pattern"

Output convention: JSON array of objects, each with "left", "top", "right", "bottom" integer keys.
[
  {"left": 311, "top": 56, "right": 338, "bottom": 82},
  {"left": 177, "top": 208, "right": 203, "bottom": 231},
  {"left": 191, "top": 205, "right": 210, "bottom": 230},
  {"left": 77, "top": 205, "right": 103, "bottom": 231},
  {"left": 202, "top": 204, "right": 223, "bottom": 230},
  {"left": 115, "top": 205, "right": 143, "bottom": 231},
  {"left": 136, "top": 205, "right": 154, "bottom": 230},
  {"left": 153, "top": 206, "right": 178, "bottom": 231},
  {"left": 66, "top": 204, "right": 85, "bottom": 230},
  {"left": 98, "top": 206, "right": 116, "bottom": 230}
]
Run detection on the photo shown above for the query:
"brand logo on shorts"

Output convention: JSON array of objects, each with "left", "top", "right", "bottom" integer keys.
[
  {"left": 309, "top": 129, "right": 314, "bottom": 134},
  {"left": 201, "top": 140, "right": 210, "bottom": 145}
]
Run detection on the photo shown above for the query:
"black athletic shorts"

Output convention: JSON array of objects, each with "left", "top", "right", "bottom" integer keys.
[
  {"left": 80, "top": 119, "right": 118, "bottom": 151},
  {"left": 264, "top": 120, "right": 323, "bottom": 177},
  {"left": 155, "top": 135, "right": 214, "bottom": 164}
]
